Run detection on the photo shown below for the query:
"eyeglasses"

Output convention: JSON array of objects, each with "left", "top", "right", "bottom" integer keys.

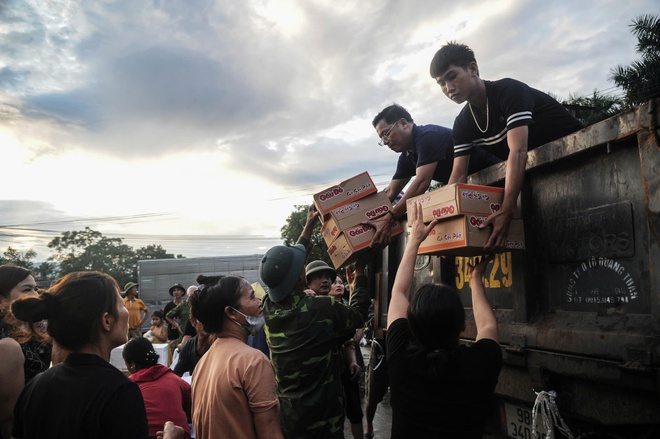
[{"left": 378, "top": 121, "right": 399, "bottom": 146}]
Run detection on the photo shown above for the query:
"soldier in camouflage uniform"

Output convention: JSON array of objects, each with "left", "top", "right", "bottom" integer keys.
[{"left": 259, "top": 206, "right": 370, "bottom": 439}]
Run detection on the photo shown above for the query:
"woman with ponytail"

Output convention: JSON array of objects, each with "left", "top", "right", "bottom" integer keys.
[
  {"left": 123, "top": 337, "right": 191, "bottom": 439},
  {"left": 10, "top": 271, "right": 148, "bottom": 439},
  {"left": 189, "top": 275, "right": 283, "bottom": 439},
  {"left": 385, "top": 202, "right": 503, "bottom": 438}
]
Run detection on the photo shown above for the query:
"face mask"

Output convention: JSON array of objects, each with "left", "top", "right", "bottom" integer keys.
[{"left": 230, "top": 308, "right": 265, "bottom": 336}]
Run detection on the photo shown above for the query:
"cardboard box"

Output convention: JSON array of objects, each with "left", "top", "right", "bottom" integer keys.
[
  {"left": 313, "top": 172, "right": 377, "bottom": 217},
  {"left": 406, "top": 183, "right": 517, "bottom": 225},
  {"left": 327, "top": 222, "right": 404, "bottom": 268},
  {"left": 418, "top": 215, "right": 525, "bottom": 256},
  {"left": 321, "top": 192, "right": 393, "bottom": 244},
  {"left": 321, "top": 192, "right": 393, "bottom": 246}
]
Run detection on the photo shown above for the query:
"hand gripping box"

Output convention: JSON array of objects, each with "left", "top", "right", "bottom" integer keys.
[
  {"left": 320, "top": 192, "right": 393, "bottom": 246},
  {"left": 313, "top": 172, "right": 378, "bottom": 217},
  {"left": 327, "top": 222, "right": 404, "bottom": 268},
  {"left": 417, "top": 215, "right": 525, "bottom": 256},
  {"left": 406, "top": 183, "right": 519, "bottom": 225}
]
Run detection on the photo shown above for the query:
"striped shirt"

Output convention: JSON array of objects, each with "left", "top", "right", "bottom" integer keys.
[{"left": 453, "top": 78, "right": 582, "bottom": 161}]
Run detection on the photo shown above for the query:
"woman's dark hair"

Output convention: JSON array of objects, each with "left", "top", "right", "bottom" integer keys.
[
  {"left": 407, "top": 283, "right": 466, "bottom": 377},
  {"left": 0, "top": 264, "right": 46, "bottom": 344},
  {"left": 196, "top": 274, "right": 224, "bottom": 287},
  {"left": 189, "top": 275, "right": 246, "bottom": 334},
  {"left": 11, "top": 271, "right": 120, "bottom": 351},
  {"left": 122, "top": 336, "right": 159, "bottom": 370},
  {"left": 152, "top": 309, "right": 164, "bottom": 319},
  {"left": 0, "top": 264, "right": 33, "bottom": 300}
]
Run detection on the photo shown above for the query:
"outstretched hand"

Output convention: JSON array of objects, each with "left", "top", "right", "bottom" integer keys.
[
  {"left": 407, "top": 201, "right": 437, "bottom": 246},
  {"left": 306, "top": 204, "right": 320, "bottom": 226},
  {"left": 467, "top": 254, "right": 495, "bottom": 283},
  {"left": 345, "top": 266, "right": 355, "bottom": 286}
]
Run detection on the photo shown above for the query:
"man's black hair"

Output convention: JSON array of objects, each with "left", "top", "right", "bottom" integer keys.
[
  {"left": 429, "top": 41, "right": 477, "bottom": 79},
  {"left": 372, "top": 104, "right": 413, "bottom": 128}
]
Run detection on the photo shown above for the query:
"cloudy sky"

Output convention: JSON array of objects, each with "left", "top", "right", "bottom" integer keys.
[{"left": 0, "top": 0, "right": 655, "bottom": 261}]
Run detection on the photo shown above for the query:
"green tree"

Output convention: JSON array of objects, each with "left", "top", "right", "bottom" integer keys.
[
  {"left": 280, "top": 205, "right": 330, "bottom": 266},
  {"left": 135, "top": 244, "right": 181, "bottom": 261},
  {"left": 47, "top": 227, "right": 137, "bottom": 287},
  {"left": 0, "top": 246, "right": 36, "bottom": 270},
  {"left": 610, "top": 14, "right": 660, "bottom": 105},
  {"left": 34, "top": 261, "right": 57, "bottom": 282},
  {"left": 563, "top": 90, "right": 625, "bottom": 126}
]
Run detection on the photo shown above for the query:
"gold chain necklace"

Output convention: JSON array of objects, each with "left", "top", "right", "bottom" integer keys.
[{"left": 468, "top": 97, "right": 489, "bottom": 133}]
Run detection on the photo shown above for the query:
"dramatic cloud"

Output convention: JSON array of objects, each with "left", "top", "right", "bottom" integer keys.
[{"left": 0, "top": 0, "right": 654, "bottom": 258}]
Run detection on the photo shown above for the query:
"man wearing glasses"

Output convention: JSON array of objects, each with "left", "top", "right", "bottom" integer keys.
[{"left": 369, "top": 104, "right": 501, "bottom": 245}]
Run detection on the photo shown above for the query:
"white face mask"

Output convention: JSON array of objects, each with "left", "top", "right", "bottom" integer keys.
[{"left": 230, "top": 308, "right": 265, "bottom": 336}]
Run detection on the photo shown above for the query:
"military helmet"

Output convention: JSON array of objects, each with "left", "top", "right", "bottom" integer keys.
[
  {"left": 304, "top": 260, "right": 337, "bottom": 282},
  {"left": 259, "top": 244, "right": 306, "bottom": 302}
]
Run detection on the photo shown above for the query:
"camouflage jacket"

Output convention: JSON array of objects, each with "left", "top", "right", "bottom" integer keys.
[{"left": 263, "top": 275, "right": 370, "bottom": 439}]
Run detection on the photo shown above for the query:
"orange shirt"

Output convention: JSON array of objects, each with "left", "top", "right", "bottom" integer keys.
[{"left": 123, "top": 297, "right": 148, "bottom": 330}]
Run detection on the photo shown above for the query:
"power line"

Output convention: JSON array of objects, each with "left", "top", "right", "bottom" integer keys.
[{"left": 0, "top": 212, "right": 172, "bottom": 229}]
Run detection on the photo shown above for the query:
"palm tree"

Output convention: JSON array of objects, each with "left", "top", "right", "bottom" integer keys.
[
  {"left": 563, "top": 90, "right": 625, "bottom": 126},
  {"left": 609, "top": 14, "right": 660, "bottom": 105}
]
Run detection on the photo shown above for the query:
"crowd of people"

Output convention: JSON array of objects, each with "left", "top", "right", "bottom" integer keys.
[{"left": 0, "top": 41, "right": 583, "bottom": 438}]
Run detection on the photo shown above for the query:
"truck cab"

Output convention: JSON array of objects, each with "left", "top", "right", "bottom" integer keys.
[{"left": 371, "top": 98, "right": 660, "bottom": 438}]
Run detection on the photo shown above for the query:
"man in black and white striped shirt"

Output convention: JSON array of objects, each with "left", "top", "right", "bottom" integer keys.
[{"left": 429, "top": 41, "right": 582, "bottom": 253}]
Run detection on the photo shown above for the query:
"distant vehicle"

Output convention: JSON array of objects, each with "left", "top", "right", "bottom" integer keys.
[
  {"left": 371, "top": 99, "right": 660, "bottom": 438},
  {"left": 137, "top": 254, "right": 264, "bottom": 327}
]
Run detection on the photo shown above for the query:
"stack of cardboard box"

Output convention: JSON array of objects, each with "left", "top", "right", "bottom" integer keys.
[
  {"left": 313, "top": 172, "right": 403, "bottom": 268},
  {"left": 406, "top": 183, "right": 525, "bottom": 256}
]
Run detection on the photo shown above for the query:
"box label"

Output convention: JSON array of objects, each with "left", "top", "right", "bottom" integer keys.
[{"left": 313, "top": 172, "right": 377, "bottom": 216}]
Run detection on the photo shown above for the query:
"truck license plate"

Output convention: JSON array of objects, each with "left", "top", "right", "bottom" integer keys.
[{"left": 503, "top": 402, "right": 550, "bottom": 439}]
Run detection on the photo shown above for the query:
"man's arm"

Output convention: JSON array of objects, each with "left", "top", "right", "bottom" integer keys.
[
  {"left": 166, "top": 306, "right": 183, "bottom": 334},
  {"left": 334, "top": 253, "right": 373, "bottom": 343},
  {"left": 343, "top": 341, "right": 361, "bottom": 378},
  {"left": 481, "top": 126, "right": 527, "bottom": 252},
  {"left": 384, "top": 178, "right": 409, "bottom": 216},
  {"left": 371, "top": 161, "right": 438, "bottom": 246},
  {"left": 468, "top": 255, "right": 499, "bottom": 342},
  {"left": 391, "top": 162, "right": 436, "bottom": 218},
  {"left": 139, "top": 303, "right": 149, "bottom": 327},
  {"left": 369, "top": 178, "right": 408, "bottom": 246},
  {"left": 387, "top": 202, "right": 438, "bottom": 328},
  {"left": 296, "top": 204, "right": 319, "bottom": 249},
  {"left": 254, "top": 406, "right": 285, "bottom": 439},
  {"left": 447, "top": 155, "right": 470, "bottom": 185},
  {"left": 347, "top": 254, "right": 371, "bottom": 321}
]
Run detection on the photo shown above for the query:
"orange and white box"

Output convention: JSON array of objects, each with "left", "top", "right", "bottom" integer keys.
[
  {"left": 327, "top": 222, "right": 404, "bottom": 268},
  {"left": 406, "top": 183, "right": 518, "bottom": 225},
  {"left": 313, "top": 172, "right": 377, "bottom": 217},
  {"left": 320, "top": 192, "right": 393, "bottom": 246},
  {"left": 418, "top": 215, "right": 525, "bottom": 256}
]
